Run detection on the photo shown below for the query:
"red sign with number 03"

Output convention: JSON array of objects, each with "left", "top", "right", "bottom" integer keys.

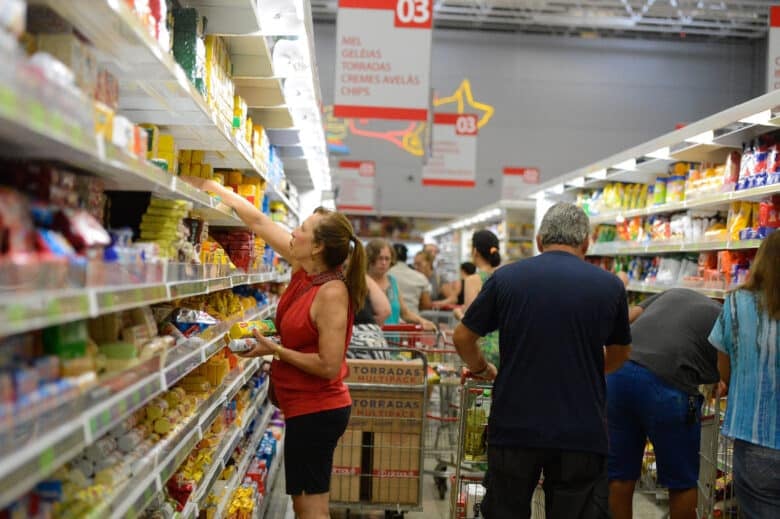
[
  {"left": 394, "top": 0, "right": 433, "bottom": 28},
  {"left": 334, "top": 0, "right": 433, "bottom": 120},
  {"left": 422, "top": 113, "right": 478, "bottom": 187}
]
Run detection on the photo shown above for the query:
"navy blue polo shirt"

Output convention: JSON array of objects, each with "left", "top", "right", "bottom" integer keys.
[{"left": 462, "top": 251, "right": 631, "bottom": 455}]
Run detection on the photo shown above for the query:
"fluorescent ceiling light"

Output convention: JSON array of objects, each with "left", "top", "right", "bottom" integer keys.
[
  {"left": 739, "top": 110, "right": 772, "bottom": 125},
  {"left": 647, "top": 147, "right": 670, "bottom": 159},
  {"left": 685, "top": 130, "right": 714, "bottom": 145},
  {"left": 612, "top": 158, "right": 636, "bottom": 171}
]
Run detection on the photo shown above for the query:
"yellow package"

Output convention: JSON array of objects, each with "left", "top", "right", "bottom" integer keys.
[
  {"left": 179, "top": 149, "right": 192, "bottom": 165},
  {"left": 94, "top": 102, "right": 114, "bottom": 142},
  {"left": 227, "top": 320, "right": 277, "bottom": 340},
  {"left": 158, "top": 134, "right": 175, "bottom": 152},
  {"left": 727, "top": 202, "right": 751, "bottom": 240}
]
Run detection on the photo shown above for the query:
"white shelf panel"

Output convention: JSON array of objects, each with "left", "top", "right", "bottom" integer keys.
[
  {"left": 0, "top": 319, "right": 267, "bottom": 510},
  {"left": 588, "top": 239, "right": 764, "bottom": 256},
  {"left": 111, "top": 360, "right": 263, "bottom": 518},
  {"left": 588, "top": 183, "right": 780, "bottom": 225},
  {"left": 0, "top": 270, "right": 286, "bottom": 337},
  {"left": 214, "top": 403, "right": 276, "bottom": 518},
  {"left": 32, "top": 0, "right": 300, "bottom": 218},
  {"left": 627, "top": 283, "right": 727, "bottom": 299}
]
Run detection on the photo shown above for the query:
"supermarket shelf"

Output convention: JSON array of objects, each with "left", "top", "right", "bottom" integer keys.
[
  {"left": 627, "top": 283, "right": 727, "bottom": 299},
  {"left": 588, "top": 239, "right": 764, "bottom": 256},
  {"left": 0, "top": 272, "right": 286, "bottom": 338},
  {"left": 255, "top": 435, "right": 285, "bottom": 519},
  {"left": 178, "top": 381, "right": 270, "bottom": 519},
  {"left": 214, "top": 404, "right": 276, "bottom": 519},
  {"left": 0, "top": 303, "right": 271, "bottom": 509},
  {"left": 0, "top": 74, "right": 243, "bottom": 228},
  {"left": 588, "top": 183, "right": 780, "bottom": 226},
  {"left": 34, "top": 0, "right": 300, "bottom": 219},
  {"left": 112, "top": 360, "right": 263, "bottom": 518}
]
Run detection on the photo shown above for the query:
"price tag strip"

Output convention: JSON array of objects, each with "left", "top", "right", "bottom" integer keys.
[{"left": 0, "top": 272, "right": 286, "bottom": 338}]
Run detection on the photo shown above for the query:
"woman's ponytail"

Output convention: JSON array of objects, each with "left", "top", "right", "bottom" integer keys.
[{"left": 345, "top": 237, "right": 368, "bottom": 311}]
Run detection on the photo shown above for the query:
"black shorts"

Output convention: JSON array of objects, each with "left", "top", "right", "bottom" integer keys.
[{"left": 284, "top": 405, "right": 351, "bottom": 496}]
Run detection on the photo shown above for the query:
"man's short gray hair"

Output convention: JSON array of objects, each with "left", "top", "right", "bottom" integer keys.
[{"left": 538, "top": 202, "right": 590, "bottom": 248}]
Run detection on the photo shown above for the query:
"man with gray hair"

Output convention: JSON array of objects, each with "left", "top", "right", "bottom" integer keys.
[{"left": 453, "top": 202, "right": 632, "bottom": 519}]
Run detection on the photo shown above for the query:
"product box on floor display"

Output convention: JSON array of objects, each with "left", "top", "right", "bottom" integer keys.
[
  {"left": 370, "top": 432, "right": 421, "bottom": 505},
  {"left": 330, "top": 429, "right": 363, "bottom": 503}
]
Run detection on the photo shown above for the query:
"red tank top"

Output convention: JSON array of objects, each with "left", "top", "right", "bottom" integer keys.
[{"left": 271, "top": 268, "right": 353, "bottom": 418}]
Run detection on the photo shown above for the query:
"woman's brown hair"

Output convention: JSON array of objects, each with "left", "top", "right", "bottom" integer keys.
[
  {"left": 312, "top": 208, "right": 367, "bottom": 311},
  {"left": 366, "top": 238, "right": 394, "bottom": 266},
  {"left": 742, "top": 231, "right": 780, "bottom": 320}
]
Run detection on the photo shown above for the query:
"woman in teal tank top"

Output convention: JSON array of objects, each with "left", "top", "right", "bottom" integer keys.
[
  {"left": 366, "top": 239, "right": 436, "bottom": 329},
  {"left": 455, "top": 230, "right": 501, "bottom": 367}
]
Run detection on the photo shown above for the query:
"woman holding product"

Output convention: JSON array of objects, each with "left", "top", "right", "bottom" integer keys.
[
  {"left": 184, "top": 176, "right": 366, "bottom": 519},
  {"left": 708, "top": 231, "right": 780, "bottom": 518},
  {"left": 453, "top": 230, "right": 501, "bottom": 367},
  {"left": 366, "top": 238, "right": 436, "bottom": 330}
]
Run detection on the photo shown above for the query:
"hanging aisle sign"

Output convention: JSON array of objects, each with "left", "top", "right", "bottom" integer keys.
[
  {"left": 768, "top": 5, "right": 780, "bottom": 92},
  {"left": 422, "top": 113, "right": 477, "bottom": 187},
  {"left": 333, "top": 0, "right": 433, "bottom": 121},
  {"left": 502, "top": 167, "right": 540, "bottom": 199},
  {"left": 336, "top": 161, "right": 376, "bottom": 212}
]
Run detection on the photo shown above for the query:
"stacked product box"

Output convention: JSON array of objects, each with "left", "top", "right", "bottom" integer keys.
[{"left": 330, "top": 359, "right": 425, "bottom": 505}]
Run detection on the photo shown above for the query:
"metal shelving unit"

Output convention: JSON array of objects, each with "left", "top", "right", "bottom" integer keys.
[{"left": 529, "top": 88, "right": 780, "bottom": 298}]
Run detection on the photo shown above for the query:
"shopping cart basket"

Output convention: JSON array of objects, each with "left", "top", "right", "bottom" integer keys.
[
  {"left": 697, "top": 386, "right": 737, "bottom": 519},
  {"left": 331, "top": 347, "right": 428, "bottom": 519},
  {"left": 382, "top": 324, "right": 466, "bottom": 500},
  {"left": 452, "top": 379, "right": 545, "bottom": 519}
]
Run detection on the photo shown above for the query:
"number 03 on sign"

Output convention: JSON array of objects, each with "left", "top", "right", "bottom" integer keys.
[{"left": 334, "top": 0, "right": 434, "bottom": 121}]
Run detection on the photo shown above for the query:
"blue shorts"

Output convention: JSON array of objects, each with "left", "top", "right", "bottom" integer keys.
[{"left": 606, "top": 361, "right": 702, "bottom": 490}]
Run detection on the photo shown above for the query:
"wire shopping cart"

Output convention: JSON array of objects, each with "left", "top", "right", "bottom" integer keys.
[
  {"left": 381, "top": 324, "right": 466, "bottom": 500},
  {"left": 697, "top": 386, "right": 737, "bottom": 519},
  {"left": 331, "top": 347, "right": 428, "bottom": 519},
  {"left": 452, "top": 379, "right": 545, "bottom": 519}
]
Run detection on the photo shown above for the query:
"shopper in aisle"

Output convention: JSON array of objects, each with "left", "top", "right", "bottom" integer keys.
[
  {"left": 453, "top": 230, "right": 501, "bottom": 367},
  {"left": 183, "top": 176, "right": 366, "bottom": 519},
  {"left": 452, "top": 202, "right": 632, "bottom": 519},
  {"left": 433, "top": 262, "right": 476, "bottom": 306},
  {"left": 366, "top": 239, "right": 436, "bottom": 330},
  {"left": 389, "top": 243, "right": 432, "bottom": 313},
  {"left": 709, "top": 232, "right": 780, "bottom": 518},
  {"left": 607, "top": 288, "right": 722, "bottom": 519},
  {"left": 413, "top": 250, "right": 442, "bottom": 300}
]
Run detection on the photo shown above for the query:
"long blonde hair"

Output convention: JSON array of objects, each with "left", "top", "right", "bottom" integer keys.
[{"left": 742, "top": 231, "right": 780, "bottom": 320}]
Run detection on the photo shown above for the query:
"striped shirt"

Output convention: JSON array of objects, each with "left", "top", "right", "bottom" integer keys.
[{"left": 709, "top": 290, "right": 780, "bottom": 449}]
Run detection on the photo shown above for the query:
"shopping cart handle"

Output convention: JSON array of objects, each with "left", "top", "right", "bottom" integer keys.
[{"left": 381, "top": 324, "right": 424, "bottom": 332}]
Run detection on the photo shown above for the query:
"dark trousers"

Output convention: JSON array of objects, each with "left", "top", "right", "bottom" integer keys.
[{"left": 482, "top": 446, "right": 611, "bottom": 519}]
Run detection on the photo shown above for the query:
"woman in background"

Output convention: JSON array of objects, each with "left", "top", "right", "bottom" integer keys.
[
  {"left": 366, "top": 238, "right": 436, "bottom": 330},
  {"left": 454, "top": 230, "right": 501, "bottom": 367},
  {"left": 709, "top": 231, "right": 780, "bottom": 517}
]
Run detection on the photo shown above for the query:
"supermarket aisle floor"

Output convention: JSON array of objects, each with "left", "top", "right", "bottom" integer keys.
[{"left": 270, "top": 462, "right": 670, "bottom": 519}]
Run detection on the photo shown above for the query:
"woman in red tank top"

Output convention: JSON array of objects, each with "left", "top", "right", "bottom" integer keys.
[{"left": 185, "top": 177, "right": 367, "bottom": 519}]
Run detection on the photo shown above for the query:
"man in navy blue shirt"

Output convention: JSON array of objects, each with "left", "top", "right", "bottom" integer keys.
[{"left": 453, "top": 202, "right": 632, "bottom": 519}]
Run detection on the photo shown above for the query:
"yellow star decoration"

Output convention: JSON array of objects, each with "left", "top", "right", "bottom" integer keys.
[
  {"left": 324, "top": 78, "right": 494, "bottom": 157},
  {"left": 433, "top": 79, "right": 495, "bottom": 129}
]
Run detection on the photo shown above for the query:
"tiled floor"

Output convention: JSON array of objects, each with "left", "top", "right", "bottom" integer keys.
[{"left": 271, "top": 463, "right": 670, "bottom": 519}]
